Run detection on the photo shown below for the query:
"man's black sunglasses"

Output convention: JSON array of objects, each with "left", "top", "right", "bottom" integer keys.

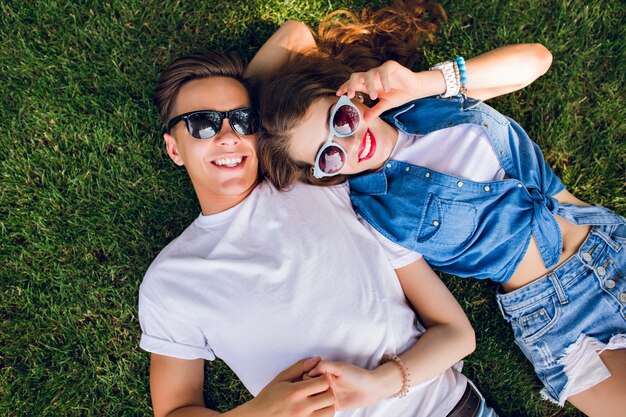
[{"left": 166, "top": 107, "right": 259, "bottom": 139}]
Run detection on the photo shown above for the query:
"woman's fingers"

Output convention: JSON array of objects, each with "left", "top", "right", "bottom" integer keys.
[
  {"left": 274, "top": 357, "right": 321, "bottom": 383},
  {"left": 364, "top": 98, "right": 394, "bottom": 122},
  {"left": 337, "top": 67, "right": 385, "bottom": 98},
  {"left": 336, "top": 61, "right": 401, "bottom": 98},
  {"left": 347, "top": 73, "right": 364, "bottom": 98},
  {"left": 378, "top": 62, "right": 393, "bottom": 92},
  {"left": 308, "top": 360, "right": 345, "bottom": 378},
  {"left": 363, "top": 71, "right": 381, "bottom": 100},
  {"left": 295, "top": 374, "right": 332, "bottom": 397}
]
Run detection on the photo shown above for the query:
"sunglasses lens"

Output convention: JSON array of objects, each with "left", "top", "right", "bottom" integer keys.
[
  {"left": 230, "top": 109, "right": 259, "bottom": 135},
  {"left": 318, "top": 145, "right": 346, "bottom": 175},
  {"left": 187, "top": 112, "right": 221, "bottom": 139},
  {"left": 332, "top": 104, "right": 359, "bottom": 136}
]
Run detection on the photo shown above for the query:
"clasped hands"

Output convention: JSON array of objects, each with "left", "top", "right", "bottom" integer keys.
[{"left": 251, "top": 356, "right": 391, "bottom": 417}]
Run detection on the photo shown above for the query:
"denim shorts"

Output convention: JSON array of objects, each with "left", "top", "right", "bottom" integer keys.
[{"left": 496, "top": 219, "right": 626, "bottom": 405}]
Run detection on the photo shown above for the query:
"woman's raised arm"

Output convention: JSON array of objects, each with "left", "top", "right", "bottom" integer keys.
[
  {"left": 339, "top": 43, "right": 553, "bottom": 120},
  {"left": 244, "top": 20, "right": 316, "bottom": 83}
]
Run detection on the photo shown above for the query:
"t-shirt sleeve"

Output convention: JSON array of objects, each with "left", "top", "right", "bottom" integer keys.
[
  {"left": 357, "top": 214, "right": 423, "bottom": 269},
  {"left": 138, "top": 292, "right": 215, "bottom": 361}
]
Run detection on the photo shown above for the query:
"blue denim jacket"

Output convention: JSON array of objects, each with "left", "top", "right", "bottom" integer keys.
[{"left": 349, "top": 96, "right": 623, "bottom": 283}]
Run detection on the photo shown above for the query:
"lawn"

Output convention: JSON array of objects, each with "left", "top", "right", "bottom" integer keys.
[{"left": 1, "top": 0, "right": 624, "bottom": 416}]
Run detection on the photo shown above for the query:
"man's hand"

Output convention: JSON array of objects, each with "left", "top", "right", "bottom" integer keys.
[{"left": 247, "top": 357, "right": 336, "bottom": 417}]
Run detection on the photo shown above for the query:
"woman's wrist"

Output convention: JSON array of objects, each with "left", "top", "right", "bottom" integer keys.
[
  {"left": 412, "top": 70, "right": 447, "bottom": 99},
  {"left": 372, "top": 360, "right": 407, "bottom": 400}
]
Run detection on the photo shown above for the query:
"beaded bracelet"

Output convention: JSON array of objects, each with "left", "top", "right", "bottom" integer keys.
[
  {"left": 380, "top": 354, "right": 411, "bottom": 398},
  {"left": 454, "top": 56, "right": 468, "bottom": 94}
]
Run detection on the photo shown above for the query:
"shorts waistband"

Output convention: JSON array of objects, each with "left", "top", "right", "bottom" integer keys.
[
  {"left": 496, "top": 224, "right": 622, "bottom": 320},
  {"left": 446, "top": 381, "right": 481, "bottom": 417}
]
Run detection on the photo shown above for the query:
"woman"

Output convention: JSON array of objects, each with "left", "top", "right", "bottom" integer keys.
[
  {"left": 257, "top": 2, "right": 626, "bottom": 416},
  {"left": 144, "top": 7, "right": 511, "bottom": 417}
]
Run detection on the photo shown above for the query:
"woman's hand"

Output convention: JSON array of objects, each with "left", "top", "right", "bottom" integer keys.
[
  {"left": 336, "top": 60, "right": 443, "bottom": 122},
  {"left": 306, "top": 360, "right": 389, "bottom": 410}
]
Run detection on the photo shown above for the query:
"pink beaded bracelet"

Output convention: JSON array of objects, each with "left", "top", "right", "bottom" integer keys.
[{"left": 380, "top": 354, "right": 411, "bottom": 398}]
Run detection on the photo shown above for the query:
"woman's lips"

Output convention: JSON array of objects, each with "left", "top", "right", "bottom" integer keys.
[{"left": 358, "top": 128, "right": 376, "bottom": 162}]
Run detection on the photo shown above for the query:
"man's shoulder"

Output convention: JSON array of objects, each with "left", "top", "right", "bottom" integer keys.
[
  {"left": 261, "top": 180, "right": 351, "bottom": 205},
  {"left": 140, "top": 218, "right": 205, "bottom": 287}
]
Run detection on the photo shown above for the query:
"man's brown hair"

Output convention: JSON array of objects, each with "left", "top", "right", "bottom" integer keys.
[{"left": 153, "top": 51, "right": 245, "bottom": 124}]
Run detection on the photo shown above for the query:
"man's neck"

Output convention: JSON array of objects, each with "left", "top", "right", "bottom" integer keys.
[{"left": 196, "top": 181, "right": 260, "bottom": 216}]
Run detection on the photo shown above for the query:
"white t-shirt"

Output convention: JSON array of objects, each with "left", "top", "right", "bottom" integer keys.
[
  {"left": 139, "top": 182, "right": 466, "bottom": 417},
  {"left": 359, "top": 124, "right": 506, "bottom": 266}
]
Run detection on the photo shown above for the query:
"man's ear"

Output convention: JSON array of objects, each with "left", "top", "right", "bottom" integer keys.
[{"left": 164, "top": 133, "right": 184, "bottom": 166}]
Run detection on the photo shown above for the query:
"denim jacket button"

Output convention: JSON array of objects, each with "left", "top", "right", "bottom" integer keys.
[
  {"left": 405, "top": 166, "right": 410, "bottom": 172},
  {"left": 386, "top": 163, "right": 392, "bottom": 169},
  {"left": 620, "top": 292, "right": 626, "bottom": 303},
  {"left": 596, "top": 266, "right": 606, "bottom": 276},
  {"left": 605, "top": 279, "right": 616, "bottom": 289},
  {"left": 457, "top": 181, "right": 464, "bottom": 187},
  {"left": 517, "top": 183, "right": 523, "bottom": 188},
  {"left": 582, "top": 252, "right": 592, "bottom": 262},
  {"left": 484, "top": 185, "right": 491, "bottom": 192},
  {"left": 425, "top": 172, "right": 431, "bottom": 178},
  {"left": 432, "top": 220, "right": 440, "bottom": 227}
]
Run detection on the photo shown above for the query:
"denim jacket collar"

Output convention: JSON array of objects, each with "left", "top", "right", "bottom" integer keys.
[{"left": 349, "top": 171, "right": 388, "bottom": 195}]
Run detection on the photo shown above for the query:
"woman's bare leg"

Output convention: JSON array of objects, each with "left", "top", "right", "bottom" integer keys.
[{"left": 567, "top": 349, "right": 626, "bottom": 417}]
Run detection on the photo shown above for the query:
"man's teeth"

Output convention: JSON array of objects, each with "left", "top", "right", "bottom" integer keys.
[
  {"left": 360, "top": 132, "right": 372, "bottom": 159},
  {"left": 214, "top": 157, "right": 243, "bottom": 167}
]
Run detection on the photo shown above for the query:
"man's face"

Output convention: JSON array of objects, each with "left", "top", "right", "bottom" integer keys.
[{"left": 165, "top": 77, "right": 258, "bottom": 214}]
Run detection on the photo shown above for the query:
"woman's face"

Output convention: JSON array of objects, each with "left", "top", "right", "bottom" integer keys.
[{"left": 288, "top": 96, "right": 398, "bottom": 177}]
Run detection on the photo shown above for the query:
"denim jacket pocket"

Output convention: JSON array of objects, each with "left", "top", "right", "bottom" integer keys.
[
  {"left": 416, "top": 193, "right": 477, "bottom": 246},
  {"left": 517, "top": 296, "right": 560, "bottom": 344}
]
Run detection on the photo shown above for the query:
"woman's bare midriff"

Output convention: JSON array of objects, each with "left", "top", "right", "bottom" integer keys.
[{"left": 502, "top": 189, "right": 592, "bottom": 293}]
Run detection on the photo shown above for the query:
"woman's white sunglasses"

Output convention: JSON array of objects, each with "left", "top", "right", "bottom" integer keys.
[{"left": 313, "top": 95, "right": 362, "bottom": 179}]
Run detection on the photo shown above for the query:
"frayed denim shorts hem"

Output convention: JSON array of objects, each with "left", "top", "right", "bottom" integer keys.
[{"left": 496, "top": 221, "right": 626, "bottom": 405}]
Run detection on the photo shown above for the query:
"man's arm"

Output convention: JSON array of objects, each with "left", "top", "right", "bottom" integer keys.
[
  {"left": 150, "top": 354, "right": 336, "bottom": 417},
  {"left": 150, "top": 354, "right": 213, "bottom": 417}
]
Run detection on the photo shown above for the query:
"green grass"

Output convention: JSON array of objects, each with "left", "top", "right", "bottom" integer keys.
[{"left": 1, "top": 0, "right": 624, "bottom": 416}]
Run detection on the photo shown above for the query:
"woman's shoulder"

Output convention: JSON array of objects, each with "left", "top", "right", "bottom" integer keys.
[{"left": 382, "top": 96, "right": 509, "bottom": 133}]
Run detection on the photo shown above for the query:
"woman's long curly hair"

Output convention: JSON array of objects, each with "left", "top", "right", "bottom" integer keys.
[{"left": 258, "top": 0, "right": 446, "bottom": 190}]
